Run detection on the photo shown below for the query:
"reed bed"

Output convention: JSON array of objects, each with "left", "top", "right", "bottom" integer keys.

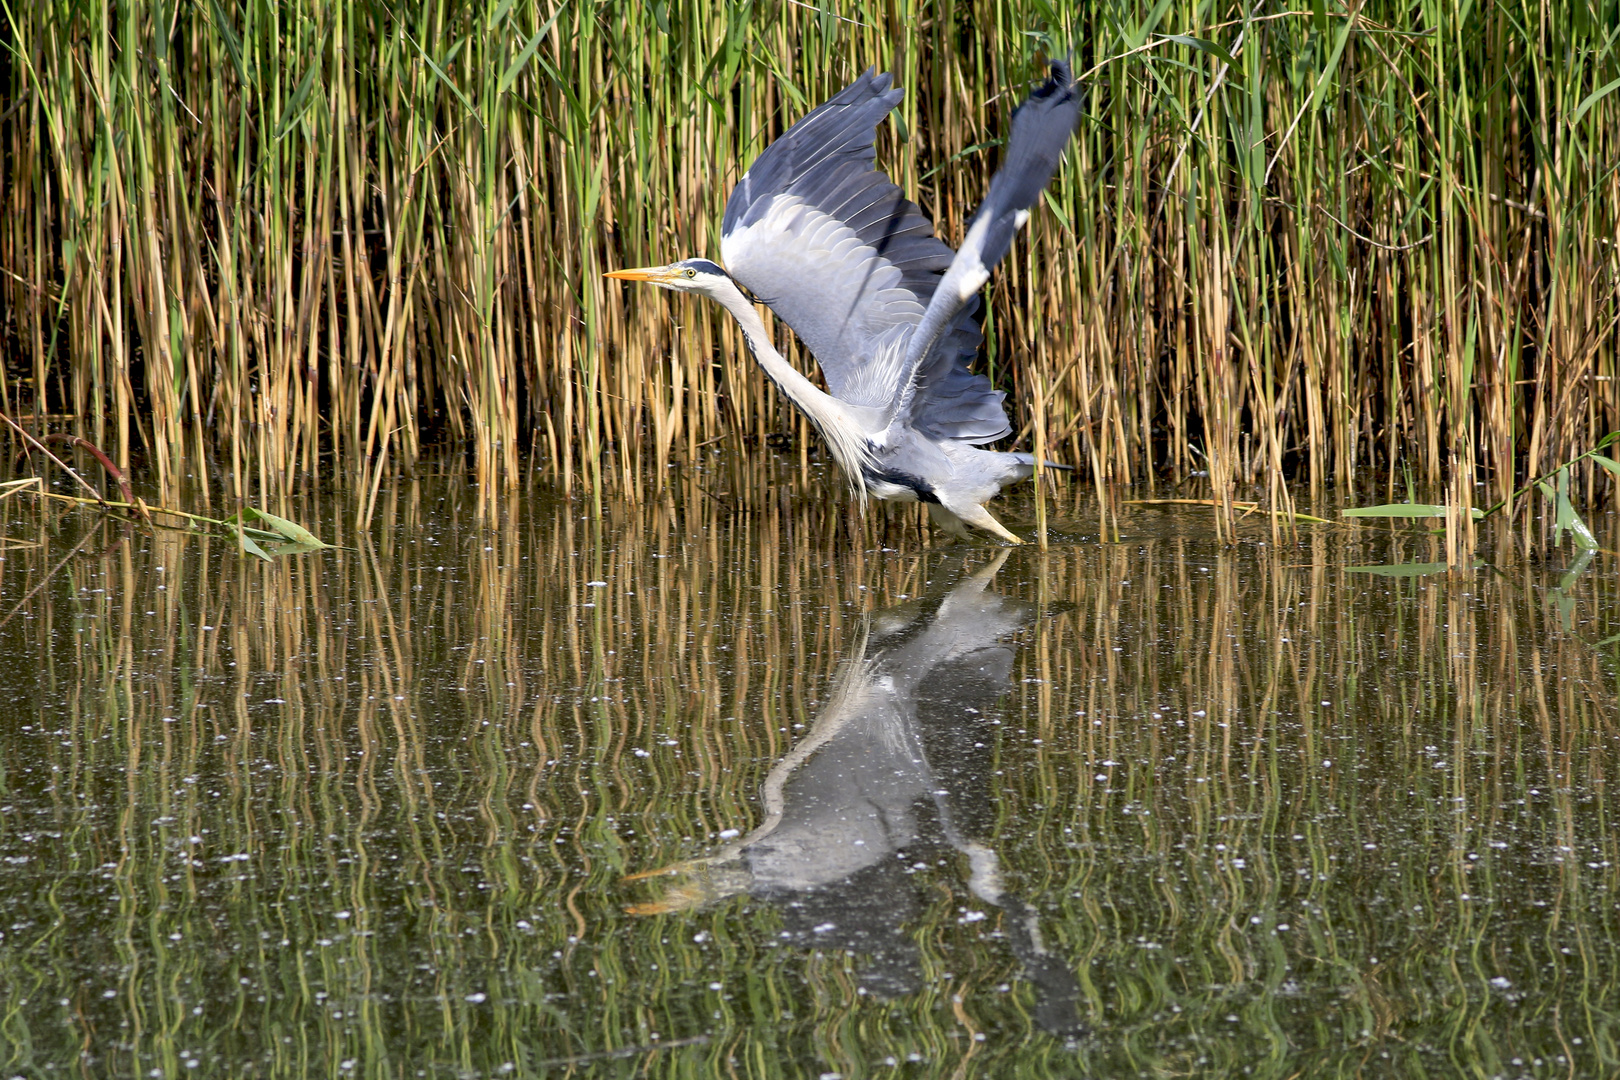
[{"left": 2, "top": 1, "right": 1617, "bottom": 527}]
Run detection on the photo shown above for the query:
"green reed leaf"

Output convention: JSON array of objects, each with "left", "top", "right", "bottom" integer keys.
[
  {"left": 1159, "top": 34, "right": 1237, "bottom": 70},
  {"left": 1554, "top": 473, "right": 1598, "bottom": 551},
  {"left": 406, "top": 31, "right": 479, "bottom": 124},
  {"left": 273, "top": 48, "right": 325, "bottom": 140},
  {"left": 207, "top": 0, "right": 249, "bottom": 88},
  {"left": 1308, "top": 8, "right": 1355, "bottom": 114},
  {"left": 1347, "top": 562, "right": 1452, "bottom": 577},
  {"left": 487, "top": 0, "right": 516, "bottom": 32},
  {"left": 1571, "top": 76, "right": 1620, "bottom": 128},
  {"left": 498, "top": 7, "right": 565, "bottom": 98},
  {"left": 227, "top": 523, "right": 274, "bottom": 562},
  {"left": 240, "top": 507, "right": 329, "bottom": 548},
  {"left": 1343, "top": 503, "right": 1484, "bottom": 520}
]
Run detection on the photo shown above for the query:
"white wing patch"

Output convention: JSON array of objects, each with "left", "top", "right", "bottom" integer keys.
[
  {"left": 840, "top": 328, "right": 913, "bottom": 424},
  {"left": 722, "top": 195, "right": 929, "bottom": 411}
]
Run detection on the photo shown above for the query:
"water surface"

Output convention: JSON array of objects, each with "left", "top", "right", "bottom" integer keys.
[{"left": 1, "top": 466, "right": 1617, "bottom": 1077}]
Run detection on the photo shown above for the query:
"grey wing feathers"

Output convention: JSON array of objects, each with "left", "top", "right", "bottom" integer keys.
[
  {"left": 719, "top": 70, "right": 991, "bottom": 428},
  {"left": 961, "top": 61, "right": 1081, "bottom": 271},
  {"left": 892, "top": 61, "right": 1080, "bottom": 437},
  {"left": 722, "top": 69, "right": 894, "bottom": 236}
]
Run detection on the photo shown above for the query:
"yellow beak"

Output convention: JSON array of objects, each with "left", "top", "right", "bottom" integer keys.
[{"left": 603, "top": 265, "right": 674, "bottom": 283}]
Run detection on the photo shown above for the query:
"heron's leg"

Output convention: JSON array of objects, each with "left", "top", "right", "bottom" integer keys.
[
  {"left": 936, "top": 501, "right": 1024, "bottom": 545},
  {"left": 927, "top": 503, "right": 972, "bottom": 539}
]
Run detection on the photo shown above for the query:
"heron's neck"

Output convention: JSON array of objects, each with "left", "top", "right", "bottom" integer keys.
[
  {"left": 709, "top": 283, "right": 836, "bottom": 419},
  {"left": 708, "top": 280, "right": 876, "bottom": 493}
]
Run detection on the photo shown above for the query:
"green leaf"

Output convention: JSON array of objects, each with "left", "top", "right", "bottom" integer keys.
[
  {"left": 1591, "top": 453, "right": 1620, "bottom": 481},
  {"left": 1343, "top": 503, "right": 1485, "bottom": 520},
  {"left": 1307, "top": 8, "right": 1355, "bottom": 114},
  {"left": 534, "top": 53, "right": 584, "bottom": 130},
  {"left": 241, "top": 506, "right": 329, "bottom": 548},
  {"left": 1159, "top": 34, "right": 1237, "bottom": 70},
  {"left": 1551, "top": 549, "right": 1595, "bottom": 632},
  {"left": 1571, "top": 76, "right": 1620, "bottom": 128},
  {"left": 406, "top": 31, "right": 480, "bottom": 123},
  {"left": 1557, "top": 547, "right": 1595, "bottom": 592},
  {"left": 1554, "top": 477, "right": 1598, "bottom": 551},
  {"left": 1040, "top": 188, "right": 1073, "bottom": 235},
  {"left": 228, "top": 523, "right": 274, "bottom": 562},
  {"left": 260, "top": 540, "right": 330, "bottom": 559},
  {"left": 273, "top": 48, "right": 324, "bottom": 140},
  {"left": 207, "top": 0, "right": 250, "bottom": 88},
  {"left": 486, "top": 0, "right": 516, "bottom": 31},
  {"left": 1346, "top": 562, "right": 1452, "bottom": 577},
  {"left": 1128, "top": 0, "right": 1176, "bottom": 49},
  {"left": 222, "top": 510, "right": 326, "bottom": 551},
  {"left": 921, "top": 139, "right": 999, "bottom": 180},
  {"left": 497, "top": 6, "right": 565, "bottom": 97}
]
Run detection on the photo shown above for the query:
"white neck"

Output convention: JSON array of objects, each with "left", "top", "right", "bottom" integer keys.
[{"left": 706, "top": 279, "right": 876, "bottom": 500}]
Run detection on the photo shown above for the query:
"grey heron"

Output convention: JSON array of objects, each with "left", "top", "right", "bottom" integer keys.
[{"left": 607, "top": 61, "right": 1080, "bottom": 543}]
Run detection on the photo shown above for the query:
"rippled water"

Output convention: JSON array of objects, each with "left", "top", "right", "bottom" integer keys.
[{"left": 1, "top": 464, "right": 1617, "bottom": 1078}]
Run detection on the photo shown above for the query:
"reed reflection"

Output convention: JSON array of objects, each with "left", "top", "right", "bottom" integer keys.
[
  {"left": 629, "top": 551, "right": 1083, "bottom": 1036},
  {"left": 4, "top": 470, "right": 1620, "bottom": 1077}
]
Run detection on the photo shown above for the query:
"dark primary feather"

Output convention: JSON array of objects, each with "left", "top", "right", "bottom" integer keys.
[
  {"left": 719, "top": 70, "right": 1002, "bottom": 440},
  {"left": 967, "top": 61, "right": 1080, "bottom": 270},
  {"left": 891, "top": 60, "right": 1080, "bottom": 436}
]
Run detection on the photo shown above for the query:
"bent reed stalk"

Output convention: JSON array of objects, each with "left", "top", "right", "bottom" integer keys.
[{"left": 1, "top": 1, "right": 1616, "bottom": 529}]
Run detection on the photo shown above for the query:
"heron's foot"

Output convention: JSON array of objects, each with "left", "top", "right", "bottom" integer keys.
[
  {"left": 935, "top": 501, "right": 1024, "bottom": 545},
  {"left": 968, "top": 506, "right": 1024, "bottom": 545}
]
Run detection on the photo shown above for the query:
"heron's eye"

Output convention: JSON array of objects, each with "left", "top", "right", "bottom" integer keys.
[{"left": 683, "top": 268, "right": 696, "bottom": 279}]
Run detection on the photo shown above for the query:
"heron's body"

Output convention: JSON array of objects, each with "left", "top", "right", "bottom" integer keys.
[{"left": 607, "top": 63, "right": 1080, "bottom": 543}]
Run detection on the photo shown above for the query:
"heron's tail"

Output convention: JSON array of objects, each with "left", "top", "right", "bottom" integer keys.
[{"left": 1008, "top": 452, "right": 1074, "bottom": 472}]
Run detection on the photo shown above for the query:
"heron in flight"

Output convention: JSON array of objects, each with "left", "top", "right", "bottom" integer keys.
[{"left": 607, "top": 62, "right": 1079, "bottom": 543}]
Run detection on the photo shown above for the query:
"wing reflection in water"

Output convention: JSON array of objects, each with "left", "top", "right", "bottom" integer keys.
[{"left": 627, "top": 551, "right": 1083, "bottom": 1036}]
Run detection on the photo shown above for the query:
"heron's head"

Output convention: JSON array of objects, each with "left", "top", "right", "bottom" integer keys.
[{"left": 603, "top": 258, "right": 732, "bottom": 296}]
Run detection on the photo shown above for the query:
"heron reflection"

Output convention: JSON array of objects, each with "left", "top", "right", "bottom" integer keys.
[{"left": 627, "top": 552, "right": 1082, "bottom": 1036}]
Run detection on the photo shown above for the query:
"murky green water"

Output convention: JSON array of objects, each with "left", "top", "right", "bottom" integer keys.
[{"left": 2, "top": 466, "right": 1618, "bottom": 1078}]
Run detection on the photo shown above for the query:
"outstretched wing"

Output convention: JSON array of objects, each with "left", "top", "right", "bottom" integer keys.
[
  {"left": 889, "top": 61, "right": 1080, "bottom": 437},
  {"left": 720, "top": 70, "right": 1005, "bottom": 441}
]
